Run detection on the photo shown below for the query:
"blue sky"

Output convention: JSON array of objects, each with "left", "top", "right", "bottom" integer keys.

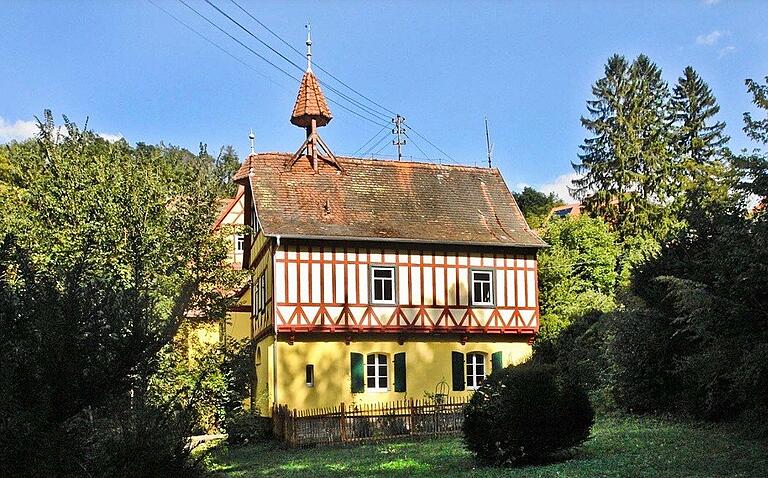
[{"left": 1, "top": 0, "right": 766, "bottom": 200}]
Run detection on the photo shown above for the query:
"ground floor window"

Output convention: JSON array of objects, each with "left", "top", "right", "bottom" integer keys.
[
  {"left": 366, "top": 353, "right": 388, "bottom": 391},
  {"left": 466, "top": 352, "right": 486, "bottom": 389}
]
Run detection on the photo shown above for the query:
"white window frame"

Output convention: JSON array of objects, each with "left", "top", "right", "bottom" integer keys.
[
  {"left": 370, "top": 266, "right": 397, "bottom": 305},
  {"left": 466, "top": 352, "right": 486, "bottom": 390},
  {"left": 234, "top": 234, "right": 245, "bottom": 253},
  {"left": 470, "top": 269, "right": 495, "bottom": 306},
  {"left": 366, "top": 353, "right": 389, "bottom": 392}
]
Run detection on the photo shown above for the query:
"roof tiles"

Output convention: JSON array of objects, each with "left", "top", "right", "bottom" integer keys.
[
  {"left": 290, "top": 71, "right": 332, "bottom": 128},
  {"left": 235, "top": 153, "right": 545, "bottom": 248}
]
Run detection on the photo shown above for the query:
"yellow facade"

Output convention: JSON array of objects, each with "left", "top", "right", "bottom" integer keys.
[{"left": 249, "top": 335, "right": 531, "bottom": 413}]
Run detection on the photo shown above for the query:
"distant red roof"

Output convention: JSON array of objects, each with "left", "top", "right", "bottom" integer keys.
[{"left": 234, "top": 153, "right": 545, "bottom": 248}]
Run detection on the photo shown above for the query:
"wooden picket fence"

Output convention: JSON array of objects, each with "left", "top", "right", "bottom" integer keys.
[{"left": 272, "top": 397, "right": 469, "bottom": 446}]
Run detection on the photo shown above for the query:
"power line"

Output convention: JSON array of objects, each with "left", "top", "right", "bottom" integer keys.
[
  {"left": 176, "top": 0, "right": 388, "bottom": 128},
  {"left": 353, "top": 124, "right": 389, "bottom": 155},
  {"left": 407, "top": 126, "right": 459, "bottom": 164},
  {"left": 361, "top": 130, "right": 391, "bottom": 157},
  {"left": 204, "top": 0, "right": 390, "bottom": 123},
  {"left": 147, "top": 0, "right": 288, "bottom": 91},
  {"left": 227, "top": 0, "right": 398, "bottom": 117},
  {"left": 403, "top": 131, "right": 430, "bottom": 161},
  {"left": 371, "top": 139, "right": 391, "bottom": 157}
]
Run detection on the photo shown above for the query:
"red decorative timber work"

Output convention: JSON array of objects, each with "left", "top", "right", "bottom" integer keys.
[{"left": 273, "top": 243, "right": 540, "bottom": 336}]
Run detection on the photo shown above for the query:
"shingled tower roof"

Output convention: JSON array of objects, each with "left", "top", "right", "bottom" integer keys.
[
  {"left": 286, "top": 25, "right": 342, "bottom": 173},
  {"left": 290, "top": 70, "right": 332, "bottom": 128}
]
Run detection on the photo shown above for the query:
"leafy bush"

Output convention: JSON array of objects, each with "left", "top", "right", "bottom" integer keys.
[
  {"left": 148, "top": 337, "right": 253, "bottom": 435},
  {"left": 225, "top": 410, "right": 271, "bottom": 446},
  {"left": 462, "top": 362, "right": 594, "bottom": 465}
]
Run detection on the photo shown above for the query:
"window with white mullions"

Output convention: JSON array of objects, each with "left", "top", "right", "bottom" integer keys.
[
  {"left": 471, "top": 270, "right": 494, "bottom": 306},
  {"left": 370, "top": 266, "right": 396, "bottom": 304},
  {"left": 235, "top": 234, "right": 245, "bottom": 253},
  {"left": 466, "top": 352, "right": 486, "bottom": 389},
  {"left": 366, "top": 353, "right": 388, "bottom": 391}
]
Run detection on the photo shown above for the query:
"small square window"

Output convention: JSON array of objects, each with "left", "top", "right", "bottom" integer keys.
[
  {"left": 370, "top": 267, "right": 396, "bottom": 304},
  {"left": 306, "top": 364, "right": 314, "bottom": 387},
  {"left": 471, "top": 270, "right": 494, "bottom": 306},
  {"left": 235, "top": 234, "right": 245, "bottom": 253}
]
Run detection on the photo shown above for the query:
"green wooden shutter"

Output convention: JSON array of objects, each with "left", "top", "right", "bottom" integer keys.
[
  {"left": 350, "top": 352, "right": 364, "bottom": 393},
  {"left": 451, "top": 351, "right": 465, "bottom": 391},
  {"left": 491, "top": 351, "right": 503, "bottom": 374},
  {"left": 394, "top": 352, "right": 406, "bottom": 392}
]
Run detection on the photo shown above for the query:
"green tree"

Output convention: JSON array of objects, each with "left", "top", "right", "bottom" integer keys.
[
  {"left": 572, "top": 54, "right": 675, "bottom": 245},
  {"left": 215, "top": 145, "right": 241, "bottom": 198},
  {"left": 0, "top": 111, "right": 241, "bottom": 476},
  {"left": 736, "top": 76, "right": 768, "bottom": 204},
  {"left": 670, "top": 66, "right": 737, "bottom": 213},
  {"left": 537, "top": 215, "right": 621, "bottom": 339},
  {"left": 513, "top": 186, "right": 563, "bottom": 229}
]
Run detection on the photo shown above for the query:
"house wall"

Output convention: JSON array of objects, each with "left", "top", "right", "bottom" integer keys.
[
  {"left": 272, "top": 241, "right": 539, "bottom": 334},
  {"left": 272, "top": 335, "right": 531, "bottom": 411},
  {"left": 253, "top": 334, "right": 276, "bottom": 416}
]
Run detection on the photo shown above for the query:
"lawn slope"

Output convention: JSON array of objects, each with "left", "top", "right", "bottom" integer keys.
[{"left": 206, "top": 416, "right": 768, "bottom": 477}]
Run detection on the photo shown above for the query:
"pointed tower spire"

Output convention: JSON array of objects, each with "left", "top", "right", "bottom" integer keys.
[
  {"left": 305, "top": 22, "right": 312, "bottom": 72},
  {"left": 287, "top": 25, "right": 342, "bottom": 173}
]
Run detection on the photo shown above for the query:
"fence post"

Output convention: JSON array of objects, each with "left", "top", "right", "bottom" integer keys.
[
  {"left": 291, "top": 409, "right": 298, "bottom": 447},
  {"left": 340, "top": 402, "right": 347, "bottom": 443},
  {"left": 408, "top": 398, "right": 414, "bottom": 436}
]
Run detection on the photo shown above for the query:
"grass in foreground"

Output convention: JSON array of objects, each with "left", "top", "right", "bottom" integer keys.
[{"left": 205, "top": 416, "right": 768, "bottom": 477}]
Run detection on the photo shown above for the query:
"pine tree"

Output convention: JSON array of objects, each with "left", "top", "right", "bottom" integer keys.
[
  {"left": 572, "top": 54, "right": 674, "bottom": 245},
  {"left": 670, "top": 67, "right": 734, "bottom": 214}
]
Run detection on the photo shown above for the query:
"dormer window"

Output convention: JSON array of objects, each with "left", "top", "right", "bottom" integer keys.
[{"left": 370, "top": 266, "right": 396, "bottom": 304}]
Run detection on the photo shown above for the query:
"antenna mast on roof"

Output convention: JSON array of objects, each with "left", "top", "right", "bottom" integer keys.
[
  {"left": 392, "top": 114, "right": 406, "bottom": 161},
  {"left": 485, "top": 116, "right": 493, "bottom": 168},
  {"left": 248, "top": 129, "right": 255, "bottom": 155}
]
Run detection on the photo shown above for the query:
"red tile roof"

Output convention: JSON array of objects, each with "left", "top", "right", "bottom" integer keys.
[
  {"left": 234, "top": 153, "right": 545, "bottom": 248},
  {"left": 290, "top": 71, "right": 332, "bottom": 128}
]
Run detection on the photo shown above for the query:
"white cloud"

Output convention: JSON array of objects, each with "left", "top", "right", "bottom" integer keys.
[
  {"left": 539, "top": 172, "right": 580, "bottom": 203},
  {"left": 702, "top": 0, "right": 720, "bottom": 5},
  {"left": 0, "top": 116, "right": 123, "bottom": 144},
  {"left": 98, "top": 132, "right": 124, "bottom": 142},
  {"left": 0, "top": 117, "right": 38, "bottom": 143},
  {"left": 718, "top": 45, "right": 736, "bottom": 58},
  {"left": 696, "top": 30, "right": 725, "bottom": 46}
]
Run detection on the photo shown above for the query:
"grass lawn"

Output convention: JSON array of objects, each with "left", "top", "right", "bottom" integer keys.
[{"left": 205, "top": 416, "right": 768, "bottom": 477}]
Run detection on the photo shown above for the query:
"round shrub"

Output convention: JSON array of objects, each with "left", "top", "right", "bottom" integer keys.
[{"left": 462, "top": 362, "right": 594, "bottom": 465}]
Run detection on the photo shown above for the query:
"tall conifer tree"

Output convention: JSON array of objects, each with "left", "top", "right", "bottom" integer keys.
[
  {"left": 572, "top": 54, "right": 674, "bottom": 245},
  {"left": 670, "top": 67, "right": 734, "bottom": 213}
]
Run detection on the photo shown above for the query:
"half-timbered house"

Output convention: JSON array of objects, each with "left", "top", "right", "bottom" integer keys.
[{"left": 230, "top": 38, "right": 546, "bottom": 415}]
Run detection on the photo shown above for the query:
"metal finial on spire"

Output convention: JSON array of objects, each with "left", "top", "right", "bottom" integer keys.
[
  {"left": 248, "top": 129, "right": 255, "bottom": 154},
  {"left": 305, "top": 22, "right": 312, "bottom": 71}
]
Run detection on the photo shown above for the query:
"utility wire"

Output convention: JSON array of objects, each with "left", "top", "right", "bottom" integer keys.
[
  {"left": 227, "top": 0, "right": 398, "bottom": 117},
  {"left": 147, "top": 0, "right": 288, "bottom": 91},
  {"left": 407, "top": 126, "right": 459, "bottom": 164},
  {"left": 361, "top": 130, "right": 391, "bottom": 157},
  {"left": 159, "top": 1, "right": 456, "bottom": 160},
  {"left": 403, "top": 131, "right": 430, "bottom": 161},
  {"left": 176, "top": 0, "right": 388, "bottom": 128},
  {"left": 371, "top": 140, "right": 391, "bottom": 157},
  {"left": 204, "top": 0, "right": 390, "bottom": 122},
  {"left": 353, "top": 124, "right": 389, "bottom": 155}
]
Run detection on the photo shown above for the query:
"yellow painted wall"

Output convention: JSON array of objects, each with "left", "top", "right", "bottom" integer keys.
[
  {"left": 273, "top": 335, "right": 531, "bottom": 411},
  {"left": 253, "top": 334, "right": 276, "bottom": 416}
]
